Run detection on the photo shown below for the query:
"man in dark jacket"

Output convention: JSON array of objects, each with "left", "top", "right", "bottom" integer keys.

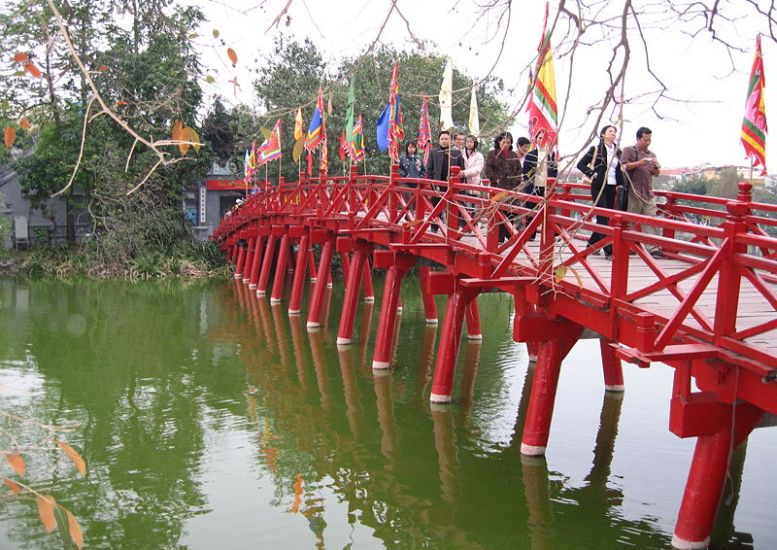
[{"left": 425, "top": 130, "right": 465, "bottom": 232}]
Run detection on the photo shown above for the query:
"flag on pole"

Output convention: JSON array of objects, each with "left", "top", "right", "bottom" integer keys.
[
  {"left": 468, "top": 86, "right": 480, "bottom": 137},
  {"left": 294, "top": 108, "right": 304, "bottom": 141},
  {"left": 376, "top": 103, "right": 391, "bottom": 152},
  {"left": 305, "top": 88, "right": 325, "bottom": 152},
  {"left": 345, "top": 80, "right": 355, "bottom": 140},
  {"left": 338, "top": 130, "right": 348, "bottom": 162},
  {"left": 417, "top": 96, "right": 432, "bottom": 164},
  {"left": 388, "top": 63, "right": 405, "bottom": 162},
  {"left": 243, "top": 141, "right": 257, "bottom": 184},
  {"left": 526, "top": 1, "right": 558, "bottom": 150},
  {"left": 319, "top": 137, "right": 328, "bottom": 173},
  {"left": 742, "top": 35, "right": 768, "bottom": 175},
  {"left": 351, "top": 114, "right": 365, "bottom": 162},
  {"left": 258, "top": 119, "right": 282, "bottom": 164},
  {"left": 439, "top": 59, "right": 454, "bottom": 130}
]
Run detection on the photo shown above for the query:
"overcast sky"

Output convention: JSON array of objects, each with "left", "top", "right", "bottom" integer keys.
[{"left": 182, "top": 0, "right": 776, "bottom": 171}]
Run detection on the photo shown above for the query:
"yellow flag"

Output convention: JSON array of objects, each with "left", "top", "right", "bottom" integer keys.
[{"left": 294, "top": 108, "right": 304, "bottom": 141}]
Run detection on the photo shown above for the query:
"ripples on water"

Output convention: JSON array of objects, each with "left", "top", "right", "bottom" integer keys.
[{"left": 0, "top": 278, "right": 774, "bottom": 549}]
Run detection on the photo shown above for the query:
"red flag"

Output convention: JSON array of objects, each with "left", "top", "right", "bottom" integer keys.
[
  {"left": 741, "top": 35, "right": 768, "bottom": 175},
  {"left": 388, "top": 63, "right": 404, "bottom": 162},
  {"left": 417, "top": 96, "right": 432, "bottom": 165},
  {"left": 338, "top": 130, "right": 348, "bottom": 162}
]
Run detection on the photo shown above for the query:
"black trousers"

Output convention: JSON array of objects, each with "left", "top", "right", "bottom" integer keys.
[{"left": 587, "top": 183, "right": 617, "bottom": 253}]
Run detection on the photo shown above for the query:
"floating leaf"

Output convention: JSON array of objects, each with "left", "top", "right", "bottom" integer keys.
[
  {"left": 13, "top": 70, "right": 25, "bottom": 77},
  {"left": 205, "top": 75, "right": 216, "bottom": 84},
  {"left": 13, "top": 52, "right": 29, "bottom": 63},
  {"left": 292, "top": 138, "right": 305, "bottom": 163},
  {"left": 227, "top": 47, "right": 237, "bottom": 67},
  {"left": 36, "top": 495, "right": 57, "bottom": 533},
  {"left": 24, "top": 63, "right": 43, "bottom": 78},
  {"left": 188, "top": 32, "right": 198, "bottom": 39},
  {"left": 183, "top": 126, "right": 201, "bottom": 153},
  {"left": 19, "top": 117, "right": 30, "bottom": 129},
  {"left": 491, "top": 190, "right": 509, "bottom": 202},
  {"left": 114, "top": 100, "right": 128, "bottom": 107},
  {"left": 3, "top": 478, "right": 22, "bottom": 494},
  {"left": 553, "top": 265, "right": 567, "bottom": 283},
  {"left": 212, "top": 29, "right": 220, "bottom": 38},
  {"left": 98, "top": 64, "right": 109, "bottom": 73},
  {"left": 4, "top": 127, "right": 17, "bottom": 148},
  {"left": 56, "top": 441, "right": 86, "bottom": 476},
  {"left": 66, "top": 510, "right": 84, "bottom": 549}
]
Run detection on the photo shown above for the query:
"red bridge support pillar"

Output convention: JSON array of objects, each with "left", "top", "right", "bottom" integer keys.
[
  {"left": 670, "top": 397, "right": 762, "bottom": 549},
  {"left": 600, "top": 338, "right": 625, "bottom": 392},
  {"left": 242, "top": 236, "right": 256, "bottom": 284},
  {"left": 270, "top": 234, "right": 290, "bottom": 304},
  {"left": 306, "top": 238, "right": 335, "bottom": 329},
  {"left": 362, "top": 260, "right": 375, "bottom": 303},
  {"left": 419, "top": 266, "right": 438, "bottom": 325},
  {"left": 337, "top": 242, "right": 372, "bottom": 345},
  {"left": 520, "top": 320, "right": 583, "bottom": 456},
  {"left": 288, "top": 233, "right": 309, "bottom": 315},
  {"left": 372, "top": 252, "right": 414, "bottom": 369},
  {"left": 465, "top": 299, "right": 482, "bottom": 340},
  {"left": 234, "top": 241, "right": 247, "bottom": 280},
  {"left": 256, "top": 235, "right": 277, "bottom": 297},
  {"left": 308, "top": 252, "right": 318, "bottom": 283},
  {"left": 428, "top": 273, "right": 480, "bottom": 403},
  {"left": 248, "top": 235, "right": 265, "bottom": 289}
]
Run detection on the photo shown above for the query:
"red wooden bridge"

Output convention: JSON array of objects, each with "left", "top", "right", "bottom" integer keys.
[{"left": 213, "top": 165, "right": 777, "bottom": 549}]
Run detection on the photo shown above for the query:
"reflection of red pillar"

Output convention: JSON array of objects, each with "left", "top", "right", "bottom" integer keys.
[
  {"left": 419, "top": 266, "right": 438, "bottom": 324},
  {"left": 459, "top": 341, "right": 481, "bottom": 413},
  {"left": 431, "top": 403, "right": 458, "bottom": 503},
  {"left": 362, "top": 259, "right": 375, "bottom": 303},
  {"left": 521, "top": 323, "right": 582, "bottom": 455},
  {"left": 256, "top": 236, "right": 277, "bottom": 297},
  {"left": 270, "top": 302, "right": 290, "bottom": 371},
  {"left": 465, "top": 298, "right": 482, "bottom": 340},
  {"left": 288, "top": 234, "right": 309, "bottom": 315},
  {"left": 234, "top": 243, "right": 246, "bottom": 279},
  {"left": 308, "top": 329, "right": 332, "bottom": 410},
  {"left": 270, "top": 235, "right": 290, "bottom": 304},
  {"left": 430, "top": 287, "right": 470, "bottom": 403},
  {"left": 288, "top": 315, "right": 308, "bottom": 387},
  {"left": 306, "top": 239, "right": 334, "bottom": 329},
  {"left": 242, "top": 236, "right": 255, "bottom": 284},
  {"left": 337, "top": 245, "right": 369, "bottom": 345},
  {"left": 373, "top": 370, "right": 397, "bottom": 464},
  {"left": 337, "top": 347, "right": 361, "bottom": 437},
  {"left": 372, "top": 264, "right": 404, "bottom": 369},
  {"left": 521, "top": 455, "right": 554, "bottom": 550},
  {"left": 417, "top": 325, "right": 438, "bottom": 400},
  {"left": 599, "top": 338, "right": 625, "bottom": 391},
  {"left": 248, "top": 235, "right": 264, "bottom": 289}
]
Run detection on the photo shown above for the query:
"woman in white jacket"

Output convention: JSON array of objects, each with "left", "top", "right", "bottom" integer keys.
[{"left": 461, "top": 136, "right": 484, "bottom": 186}]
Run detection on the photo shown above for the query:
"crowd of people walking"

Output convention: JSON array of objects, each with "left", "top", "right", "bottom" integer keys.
[{"left": 397, "top": 124, "right": 661, "bottom": 248}]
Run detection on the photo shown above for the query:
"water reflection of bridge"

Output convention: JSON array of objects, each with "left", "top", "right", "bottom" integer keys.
[
  {"left": 214, "top": 168, "right": 777, "bottom": 548},
  {"left": 218, "top": 281, "right": 704, "bottom": 548}
]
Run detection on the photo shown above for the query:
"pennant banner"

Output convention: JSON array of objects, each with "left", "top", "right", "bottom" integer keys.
[
  {"left": 526, "top": 1, "right": 558, "bottom": 150},
  {"left": 742, "top": 35, "right": 768, "bottom": 176}
]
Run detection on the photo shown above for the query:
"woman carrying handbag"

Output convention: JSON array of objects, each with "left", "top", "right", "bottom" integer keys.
[{"left": 576, "top": 125, "right": 627, "bottom": 258}]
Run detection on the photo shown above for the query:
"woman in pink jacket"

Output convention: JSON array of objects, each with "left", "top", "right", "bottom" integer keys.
[{"left": 461, "top": 136, "right": 484, "bottom": 186}]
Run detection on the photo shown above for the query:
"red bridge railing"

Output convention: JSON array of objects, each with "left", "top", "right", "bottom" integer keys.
[{"left": 213, "top": 165, "right": 777, "bottom": 549}]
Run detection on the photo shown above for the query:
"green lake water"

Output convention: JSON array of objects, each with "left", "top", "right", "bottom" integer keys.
[{"left": 0, "top": 277, "right": 774, "bottom": 549}]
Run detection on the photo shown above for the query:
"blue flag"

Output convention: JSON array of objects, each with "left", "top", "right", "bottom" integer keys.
[{"left": 376, "top": 103, "right": 391, "bottom": 152}]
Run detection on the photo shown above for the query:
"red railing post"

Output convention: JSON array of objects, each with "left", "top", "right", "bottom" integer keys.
[
  {"left": 446, "top": 166, "right": 462, "bottom": 237},
  {"left": 713, "top": 201, "right": 748, "bottom": 340}
]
